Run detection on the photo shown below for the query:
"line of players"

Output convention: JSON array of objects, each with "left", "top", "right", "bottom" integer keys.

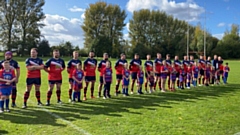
[{"left": 0, "top": 48, "right": 230, "bottom": 112}]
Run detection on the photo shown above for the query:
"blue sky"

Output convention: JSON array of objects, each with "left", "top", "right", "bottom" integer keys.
[{"left": 41, "top": 0, "right": 240, "bottom": 48}]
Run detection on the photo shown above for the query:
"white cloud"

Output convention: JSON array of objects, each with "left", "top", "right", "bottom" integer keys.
[
  {"left": 40, "top": 14, "right": 84, "bottom": 47},
  {"left": 126, "top": 22, "right": 130, "bottom": 31},
  {"left": 69, "top": 6, "right": 85, "bottom": 12},
  {"left": 81, "top": 13, "right": 85, "bottom": 19},
  {"left": 126, "top": 0, "right": 205, "bottom": 22},
  {"left": 217, "top": 22, "right": 225, "bottom": 27},
  {"left": 213, "top": 33, "right": 224, "bottom": 40}
]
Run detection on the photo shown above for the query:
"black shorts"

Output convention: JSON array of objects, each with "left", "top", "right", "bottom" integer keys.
[
  {"left": 155, "top": 73, "right": 161, "bottom": 77},
  {"left": 116, "top": 74, "right": 123, "bottom": 80},
  {"left": 99, "top": 76, "right": 104, "bottom": 84},
  {"left": 69, "top": 78, "right": 74, "bottom": 84},
  {"left": 131, "top": 72, "right": 137, "bottom": 80},
  {"left": 200, "top": 69, "right": 205, "bottom": 76},
  {"left": 219, "top": 70, "right": 223, "bottom": 74},
  {"left": 85, "top": 76, "right": 96, "bottom": 82},
  {"left": 48, "top": 80, "right": 62, "bottom": 85},
  {"left": 176, "top": 72, "right": 180, "bottom": 78},
  {"left": 26, "top": 78, "right": 41, "bottom": 85}
]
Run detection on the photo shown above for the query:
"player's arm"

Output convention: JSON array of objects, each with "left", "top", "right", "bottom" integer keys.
[
  {"left": 114, "top": 60, "right": 119, "bottom": 70},
  {"left": 83, "top": 60, "right": 87, "bottom": 71},
  {"left": 129, "top": 60, "right": 133, "bottom": 70},
  {"left": 98, "top": 61, "right": 102, "bottom": 72},
  {"left": 26, "top": 58, "right": 34, "bottom": 71},
  {"left": 0, "top": 72, "right": 10, "bottom": 83},
  {"left": 102, "top": 69, "right": 106, "bottom": 84},
  {"left": 34, "top": 59, "right": 44, "bottom": 70},
  {"left": 44, "top": 59, "right": 51, "bottom": 73},
  {"left": 61, "top": 60, "right": 66, "bottom": 71},
  {"left": 72, "top": 70, "right": 79, "bottom": 83},
  {"left": 67, "top": 60, "right": 71, "bottom": 73}
]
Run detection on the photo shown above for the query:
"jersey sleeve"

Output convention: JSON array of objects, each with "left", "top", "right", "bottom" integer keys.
[
  {"left": 44, "top": 59, "right": 51, "bottom": 68},
  {"left": 98, "top": 61, "right": 102, "bottom": 68},
  {"left": 0, "top": 71, "right": 3, "bottom": 78},
  {"left": 25, "top": 58, "right": 30, "bottom": 67},
  {"left": 14, "top": 61, "right": 20, "bottom": 69},
  {"left": 144, "top": 61, "right": 147, "bottom": 67},
  {"left": 39, "top": 59, "right": 44, "bottom": 65},
  {"left": 62, "top": 59, "right": 66, "bottom": 68},
  {"left": 67, "top": 60, "right": 71, "bottom": 68},
  {"left": 11, "top": 70, "right": 16, "bottom": 78}
]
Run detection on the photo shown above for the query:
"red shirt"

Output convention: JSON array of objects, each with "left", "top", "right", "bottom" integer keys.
[
  {"left": 84, "top": 58, "right": 97, "bottom": 76},
  {"left": 0, "top": 69, "right": 15, "bottom": 87},
  {"left": 26, "top": 58, "right": 43, "bottom": 78},
  {"left": 44, "top": 58, "right": 65, "bottom": 80},
  {"left": 67, "top": 59, "right": 81, "bottom": 78},
  {"left": 129, "top": 59, "right": 142, "bottom": 73},
  {"left": 115, "top": 59, "right": 127, "bottom": 75}
]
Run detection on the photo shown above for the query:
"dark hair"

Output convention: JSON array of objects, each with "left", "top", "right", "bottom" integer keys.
[
  {"left": 31, "top": 48, "right": 38, "bottom": 52},
  {"left": 53, "top": 49, "right": 59, "bottom": 52},
  {"left": 89, "top": 50, "right": 94, "bottom": 53},
  {"left": 120, "top": 53, "right": 125, "bottom": 57},
  {"left": 166, "top": 54, "right": 170, "bottom": 57},
  {"left": 134, "top": 53, "right": 139, "bottom": 56},
  {"left": 226, "top": 62, "right": 228, "bottom": 65}
]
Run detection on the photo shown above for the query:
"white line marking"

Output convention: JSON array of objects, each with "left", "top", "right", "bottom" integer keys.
[{"left": 20, "top": 94, "right": 91, "bottom": 135}]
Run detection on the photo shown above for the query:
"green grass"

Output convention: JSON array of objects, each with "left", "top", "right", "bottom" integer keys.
[{"left": 0, "top": 59, "right": 240, "bottom": 135}]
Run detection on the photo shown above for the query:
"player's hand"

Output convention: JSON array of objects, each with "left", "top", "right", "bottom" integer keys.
[
  {"left": 103, "top": 81, "right": 106, "bottom": 84},
  {"left": 5, "top": 82, "right": 10, "bottom": 85}
]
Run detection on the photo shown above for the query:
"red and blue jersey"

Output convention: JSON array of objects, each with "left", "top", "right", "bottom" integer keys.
[
  {"left": 192, "top": 66, "right": 199, "bottom": 75},
  {"left": 161, "top": 66, "right": 168, "bottom": 78},
  {"left": 98, "top": 60, "right": 111, "bottom": 76},
  {"left": 137, "top": 70, "right": 144, "bottom": 78},
  {"left": 73, "top": 69, "right": 84, "bottom": 82},
  {"left": 154, "top": 58, "right": 163, "bottom": 73},
  {"left": 223, "top": 66, "right": 230, "bottom": 77},
  {"left": 67, "top": 59, "right": 81, "bottom": 78},
  {"left": 102, "top": 67, "right": 112, "bottom": 83},
  {"left": 170, "top": 67, "right": 177, "bottom": 81},
  {"left": 84, "top": 58, "right": 97, "bottom": 76},
  {"left": 182, "top": 60, "right": 189, "bottom": 71},
  {"left": 174, "top": 60, "right": 182, "bottom": 71},
  {"left": 44, "top": 58, "right": 65, "bottom": 80},
  {"left": 0, "top": 59, "right": 20, "bottom": 70},
  {"left": 115, "top": 59, "right": 127, "bottom": 75},
  {"left": 0, "top": 69, "right": 15, "bottom": 88},
  {"left": 122, "top": 69, "right": 130, "bottom": 78},
  {"left": 218, "top": 60, "right": 224, "bottom": 71},
  {"left": 129, "top": 59, "right": 142, "bottom": 73},
  {"left": 205, "top": 67, "right": 211, "bottom": 77},
  {"left": 189, "top": 60, "right": 195, "bottom": 66},
  {"left": 206, "top": 60, "right": 211, "bottom": 65},
  {"left": 25, "top": 57, "right": 43, "bottom": 78},
  {"left": 166, "top": 60, "right": 172, "bottom": 68},
  {"left": 198, "top": 59, "right": 206, "bottom": 69},
  {"left": 144, "top": 60, "right": 153, "bottom": 72}
]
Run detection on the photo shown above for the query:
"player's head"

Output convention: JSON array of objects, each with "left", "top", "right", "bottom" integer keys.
[
  {"left": 89, "top": 51, "right": 95, "bottom": 58},
  {"left": 146, "top": 54, "right": 151, "bottom": 60},
  {"left": 31, "top": 48, "right": 38, "bottom": 58},
  {"left": 180, "top": 64, "right": 184, "bottom": 68},
  {"left": 103, "top": 53, "right": 108, "bottom": 60},
  {"left": 73, "top": 51, "right": 79, "bottom": 59},
  {"left": 206, "top": 63, "right": 210, "bottom": 67},
  {"left": 190, "top": 55, "right": 194, "bottom": 60},
  {"left": 124, "top": 63, "right": 128, "bottom": 69},
  {"left": 183, "top": 55, "right": 187, "bottom": 60},
  {"left": 207, "top": 56, "right": 211, "bottom": 60},
  {"left": 166, "top": 54, "right": 170, "bottom": 60},
  {"left": 76, "top": 63, "right": 82, "bottom": 69},
  {"left": 134, "top": 53, "right": 139, "bottom": 59},
  {"left": 174, "top": 55, "right": 179, "bottom": 60},
  {"left": 162, "top": 60, "right": 166, "bottom": 65},
  {"left": 218, "top": 56, "right": 222, "bottom": 60},
  {"left": 199, "top": 55, "right": 203, "bottom": 59},
  {"left": 157, "top": 53, "right": 161, "bottom": 59},
  {"left": 120, "top": 53, "right": 126, "bottom": 60},
  {"left": 5, "top": 51, "right": 12, "bottom": 60},
  {"left": 106, "top": 61, "right": 111, "bottom": 68},
  {"left": 188, "top": 64, "right": 191, "bottom": 68},
  {"left": 194, "top": 61, "right": 197, "bottom": 65},
  {"left": 214, "top": 55, "right": 217, "bottom": 59},
  {"left": 171, "top": 63, "right": 175, "bottom": 67},
  {"left": 53, "top": 49, "right": 60, "bottom": 58},
  {"left": 3, "top": 61, "right": 10, "bottom": 70},
  {"left": 225, "top": 62, "right": 228, "bottom": 66}
]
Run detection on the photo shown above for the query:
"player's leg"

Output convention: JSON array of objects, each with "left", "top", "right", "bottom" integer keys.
[
  {"left": 68, "top": 78, "right": 73, "bottom": 102},
  {"left": 90, "top": 77, "right": 96, "bottom": 98},
  {"left": 77, "top": 85, "right": 82, "bottom": 102},
  {"left": 144, "top": 72, "right": 149, "bottom": 91},
  {"left": 83, "top": 77, "right": 90, "bottom": 100},
  {"left": 34, "top": 78, "right": 42, "bottom": 105},
  {"left": 46, "top": 81, "right": 54, "bottom": 106},
  {"left": 56, "top": 81, "right": 62, "bottom": 103},
  {"left": 130, "top": 72, "right": 137, "bottom": 94},
  {"left": 11, "top": 83, "right": 17, "bottom": 107},
  {"left": 154, "top": 74, "right": 158, "bottom": 91},
  {"left": 115, "top": 75, "right": 122, "bottom": 95},
  {"left": 0, "top": 94, "right": 5, "bottom": 113},
  {"left": 5, "top": 94, "right": 10, "bottom": 112},
  {"left": 161, "top": 78, "right": 166, "bottom": 92},
  {"left": 98, "top": 76, "right": 103, "bottom": 98},
  {"left": 107, "top": 82, "right": 111, "bottom": 98}
]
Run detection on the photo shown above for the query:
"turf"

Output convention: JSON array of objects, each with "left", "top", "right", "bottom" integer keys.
[{"left": 0, "top": 59, "right": 240, "bottom": 135}]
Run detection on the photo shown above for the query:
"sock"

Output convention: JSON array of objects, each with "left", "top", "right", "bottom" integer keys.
[
  {"left": 77, "top": 92, "right": 81, "bottom": 101},
  {"left": 11, "top": 88, "right": 17, "bottom": 104},
  {"left": 56, "top": 90, "right": 61, "bottom": 101},
  {"left": 35, "top": 91, "right": 41, "bottom": 102},
  {"left": 47, "top": 91, "right": 52, "bottom": 102},
  {"left": 84, "top": 87, "right": 87, "bottom": 97},
  {"left": 68, "top": 89, "right": 72, "bottom": 99},
  {"left": 98, "top": 92, "right": 101, "bottom": 97},
  {"left": 115, "top": 84, "right": 119, "bottom": 92},
  {"left": 90, "top": 86, "right": 94, "bottom": 97},
  {"left": 0, "top": 100, "right": 3, "bottom": 109},
  {"left": 168, "top": 79, "right": 170, "bottom": 89},
  {"left": 187, "top": 82, "right": 190, "bottom": 87},
  {"left": 126, "top": 88, "right": 129, "bottom": 94},
  {"left": 72, "top": 91, "right": 76, "bottom": 101},
  {"left": 194, "top": 80, "right": 196, "bottom": 86},
  {"left": 131, "top": 80, "right": 135, "bottom": 92},
  {"left": 103, "top": 89, "right": 106, "bottom": 97},
  {"left": 202, "top": 78, "right": 205, "bottom": 85},
  {"left": 144, "top": 82, "right": 147, "bottom": 90},
  {"left": 198, "top": 78, "right": 201, "bottom": 84},
  {"left": 6, "top": 99, "right": 9, "bottom": 108},
  {"left": 24, "top": 91, "right": 30, "bottom": 104},
  {"left": 177, "top": 80, "right": 179, "bottom": 87},
  {"left": 158, "top": 80, "right": 161, "bottom": 90}
]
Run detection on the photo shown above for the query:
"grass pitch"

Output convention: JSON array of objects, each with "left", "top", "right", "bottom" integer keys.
[{"left": 0, "top": 58, "right": 240, "bottom": 135}]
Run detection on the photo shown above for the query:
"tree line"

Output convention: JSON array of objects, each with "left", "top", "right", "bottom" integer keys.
[{"left": 0, "top": 1, "right": 240, "bottom": 58}]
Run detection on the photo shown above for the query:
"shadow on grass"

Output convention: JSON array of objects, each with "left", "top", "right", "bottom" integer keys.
[{"left": 0, "top": 130, "right": 8, "bottom": 135}]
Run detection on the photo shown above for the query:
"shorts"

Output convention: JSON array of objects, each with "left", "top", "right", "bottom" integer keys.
[
  {"left": 138, "top": 78, "right": 144, "bottom": 85},
  {"left": 194, "top": 74, "right": 198, "bottom": 79},
  {"left": 171, "top": 78, "right": 176, "bottom": 82},
  {"left": 155, "top": 73, "right": 161, "bottom": 77},
  {"left": 26, "top": 78, "right": 41, "bottom": 85},
  {"left": 149, "top": 81, "right": 154, "bottom": 87},
  {"left": 69, "top": 78, "right": 74, "bottom": 84},
  {"left": 205, "top": 75, "right": 210, "bottom": 79},
  {"left": 116, "top": 74, "right": 123, "bottom": 80},
  {"left": 131, "top": 72, "right": 137, "bottom": 80},
  {"left": 48, "top": 80, "right": 62, "bottom": 85},
  {"left": 186, "top": 74, "right": 191, "bottom": 80},
  {"left": 200, "top": 69, "right": 205, "bottom": 76},
  {"left": 85, "top": 76, "right": 96, "bottom": 82},
  {"left": 123, "top": 79, "right": 129, "bottom": 86},
  {"left": 161, "top": 75, "right": 167, "bottom": 79},
  {"left": 99, "top": 76, "right": 104, "bottom": 84},
  {"left": 176, "top": 72, "right": 180, "bottom": 78},
  {"left": 0, "top": 87, "right": 12, "bottom": 96},
  {"left": 73, "top": 83, "right": 83, "bottom": 91}
]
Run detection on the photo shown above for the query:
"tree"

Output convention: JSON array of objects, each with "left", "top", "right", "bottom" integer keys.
[
  {"left": 82, "top": 1, "right": 126, "bottom": 57},
  {"left": 38, "top": 39, "right": 51, "bottom": 57}
]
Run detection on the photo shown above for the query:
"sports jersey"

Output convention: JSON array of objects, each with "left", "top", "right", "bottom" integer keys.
[
  {"left": 144, "top": 60, "right": 153, "bottom": 72},
  {"left": 166, "top": 59, "right": 172, "bottom": 68},
  {"left": 102, "top": 67, "right": 112, "bottom": 83},
  {"left": 44, "top": 58, "right": 65, "bottom": 80},
  {"left": 161, "top": 66, "right": 168, "bottom": 78},
  {"left": 0, "top": 59, "right": 20, "bottom": 70},
  {"left": 218, "top": 60, "right": 224, "bottom": 71},
  {"left": 174, "top": 60, "right": 182, "bottom": 71},
  {"left": 129, "top": 59, "right": 142, "bottom": 73},
  {"left": 206, "top": 60, "right": 211, "bottom": 65},
  {"left": 154, "top": 58, "right": 163, "bottom": 73},
  {"left": 170, "top": 67, "right": 177, "bottom": 81},
  {"left": 189, "top": 60, "right": 195, "bottom": 66},
  {"left": 98, "top": 60, "right": 111, "bottom": 76},
  {"left": 223, "top": 66, "right": 230, "bottom": 77},
  {"left": 115, "top": 59, "right": 127, "bottom": 75},
  {"left": 179, "top": 69, "right": 185, "bottom": 82},
  {"left": 67, "top": 59, "right": 81, "bottom": 78},
  {"left": 72, "top": 69, "right": 84, "bottom": 82},
  {"left": 122, "top": 69, "right": 130, "bottom": 85},
  {"left": 192, "top": 66, "right": 199, "bottom": 75},
  {"left": 205, "top": 67, "right": 211, "bottom": 77},
  {"left": 198, "top": 59, "right": 206, "bottom": 69},
  {"left": 84, "top": 58, "right": 97, "bottom": 76},
  {"left": 25, "top": 57, "right": 43, "bottom": 78},
  {"left": 137, "top": 70, "right": 144, "bottom": 84},
  {"left": 0, "top": 69, "right": 15, "bottom": 88},
  {"left": 182, "top": 60, "right": 189, "bottom": 71}
]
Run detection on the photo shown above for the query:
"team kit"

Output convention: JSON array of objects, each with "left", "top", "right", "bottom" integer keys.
[{"left": 0, "top": 48, "right": 230, "bottom": 113}]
